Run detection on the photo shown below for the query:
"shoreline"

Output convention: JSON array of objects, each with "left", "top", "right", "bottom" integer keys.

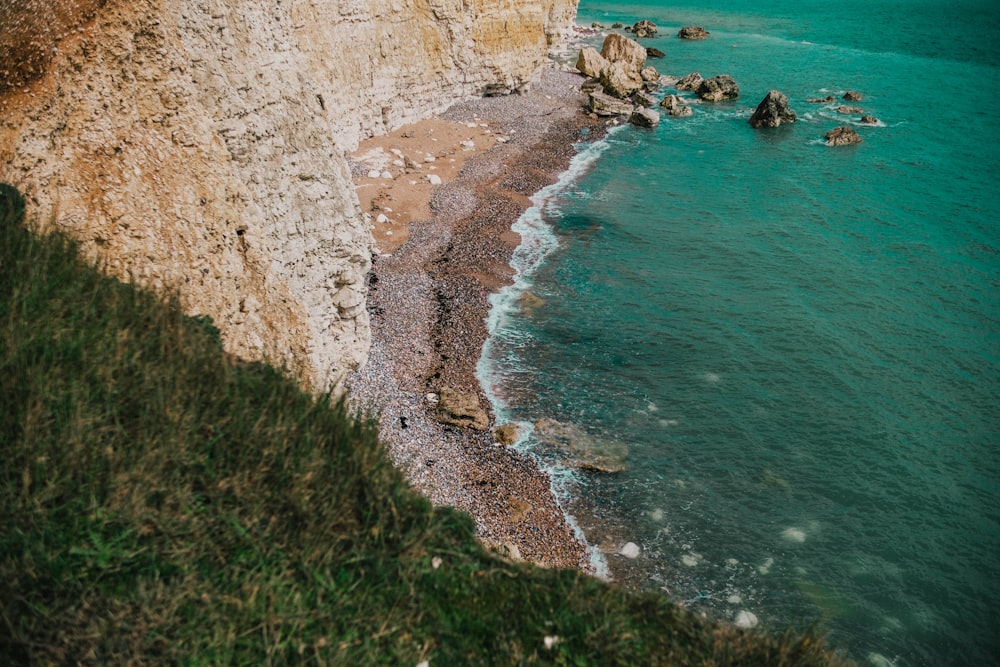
[{"left": 345, "top": 62, "right": 610, "bottom": 570}]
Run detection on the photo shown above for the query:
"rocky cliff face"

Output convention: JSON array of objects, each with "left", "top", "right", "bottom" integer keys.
[{"left": 0, "top": 0, "right": 578, "bottom": 391}]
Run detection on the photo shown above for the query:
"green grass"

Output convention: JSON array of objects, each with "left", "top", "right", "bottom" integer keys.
[{"left": 0, "top": 183, "right": 854, "bottom": 665}]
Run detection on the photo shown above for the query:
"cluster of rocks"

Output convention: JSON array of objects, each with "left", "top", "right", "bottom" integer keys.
[
  {"left": 806, "top": 90, "right": 878, "bottom": 144},
  {"left": 575, "top": 33, "right": 665, "bottom": 127},
  {"left": 575, "top": 23, "right": 877, "bottom": 145}
]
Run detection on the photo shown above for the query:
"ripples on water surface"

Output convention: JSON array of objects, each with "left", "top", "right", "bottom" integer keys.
[{"left": 480, "top": 1, "right": 1000, "bottom": 664}]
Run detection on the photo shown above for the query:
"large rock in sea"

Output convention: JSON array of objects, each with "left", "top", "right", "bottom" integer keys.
[
  {"left": 860, "top": 115, "right": 880, "bottom": 125},
  {"left": 631, "top": 19, "right": 658, "bottom": 38},
  {"left": 836, "top": 105, "right": 864, "bottom": 114},
  {"left": 825, "top": 126, "right": 863, "bottom": 146},
  {"left": 696, "top": 74, "right": 739, "bottom": 101},
  {"left": 436, "top": 387, "right": 489, "bottom": 430},
  {"left": 843, "top": 90, "right": 863, "bottom": 101},
  {"left": 748, "top": 90, "right": 797, "bottom": 127},
  {"left": 675, "top": 71, "right": 704, "bottom": 91},
  {"left": 600, "top": 61, "right": 643, "bottom": 98},
  {"left": 576, "top": 46, "right": 608, "bottom": 79},
  {"left": 678, "top": 26, "right": 710, "bottom": 39},
  {"left": 660, "top": 94, "right": 693, "bottom": 117},
  {"left": 588, "top": 91, "right": 635, "bottom": 116},
  {"left": 630, "top": 107, "right": 661, "bottom": 127},
  {"left": 646, "top": 46, "right": 665, "bottom": 59},
  {"left": 600, "top": 33, "right": 647, "bottom": 73}
]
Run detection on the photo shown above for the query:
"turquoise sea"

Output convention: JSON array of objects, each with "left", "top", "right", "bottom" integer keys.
[{"left": 478, "top": 1, "right": 1000, "bottom": 664}]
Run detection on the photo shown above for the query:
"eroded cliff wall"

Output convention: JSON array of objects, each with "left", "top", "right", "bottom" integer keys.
[{"left": 0, "top": 0, "right": 578, "bottom": 391}]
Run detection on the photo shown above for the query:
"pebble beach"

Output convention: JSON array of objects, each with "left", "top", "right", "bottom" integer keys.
[{"left": 344, "top": 62, "right": 607, "bottom": 571}]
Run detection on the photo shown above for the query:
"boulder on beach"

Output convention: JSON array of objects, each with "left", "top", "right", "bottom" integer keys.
[
  {"left": 674, "top": 71, "right": 704, "bottom": 91},
  {"left": 678, "top": 26, "right": 710, "bottom": 40},
  {"left": 631, "top": 19, "right": 658, "bottom": 38},
  {"left": 843, "top": 90, "right": 863, "bottom": 101},
  {"left": 588, "top": 90, "right": 635, "bottom": 116},
  {"left": 493, "top": 423, "right": 520, "bottom": 445},
  {"left": 836, "top": 105, "right": 864, "bottom": 114},
  {"left": 600, "top": 33, "right": 647, "bottom": 73},
  {"left": 640, "top": 66, "right": 660, "bottom": 83},
  {"left": 630, "top": 107, "right": 660, "bottom": 127},
  {"left": 660, "top": 94, "right": 693, "bottom": 117},
  {"left": 646, "top": 46, "right": 665, "bottom": 59},
  {"left": 696, "top": 74, "right": 739, "bottom": 101},
  {"left": 600, "top": 60, "right": 643, "bottom": 98},
  {"left": 575, "top": 46, "right": 608, "bottom": 79},
  {"left": 824, "top": 126, "right": 863, "bottom": 146},
  {"left": 534, "top": 418, "right": 629, "bottom": 473},
  {"left": 579, "top": 78, "right": 602, "bottom": 94},
  {"left": 632, "top": 90, "right": 657, "bottom": 108},
  {"left": 806, "top": 95, "right": 836, "bottom": 103},
  {"left": 748, "top": 90, "right": 797, "bottom": 128},
  {"left": 436, "top": 386, "right": 489, "bottom": 430}
]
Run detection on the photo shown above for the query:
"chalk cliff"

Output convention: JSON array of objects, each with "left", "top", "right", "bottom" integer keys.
[{"left": 0, "top": 0, "right": 578, "bottom": 391}]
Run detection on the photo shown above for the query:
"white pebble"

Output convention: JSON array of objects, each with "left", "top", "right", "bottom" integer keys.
[
  {"left": 367, "top": 169, "right": 381, "bottom": 178},
  {"left": 543, "top": 635, "right": 560, "bottom": 650},
  {"left": 424, "top": 155, "right": 436, "bottom": 163},
  {"left": 619, "top": 542, "right": 640, "bottom": 559},
  {"left": 427, "top": 174, "right": 442, "bottom": 185},
  {"left": 376, "top": 213, "right": 389, "bottom": 224},
  {"left": 727, "top": 593, "right": 743, "bottom": 604},
  {"left": 431, "top": 556, "right": 442, "bottom": 570},
  {"left": 681, "top": 553, "right": 700, "bottom": 567},
  {"left": 735, "top": 610, "right": 759, "bottom": 629},
  {"left": 380, "top": 170, "right": 393, "bottom": 179}
]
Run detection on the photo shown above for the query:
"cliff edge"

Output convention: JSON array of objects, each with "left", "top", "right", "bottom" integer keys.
[{"left": 0, "top": 0, "right": 579, "bottom": 391}]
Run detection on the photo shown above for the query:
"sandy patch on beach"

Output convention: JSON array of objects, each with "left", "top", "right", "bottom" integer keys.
[{"left": 351, "top": 119, "right": 504, "bottom": 253}]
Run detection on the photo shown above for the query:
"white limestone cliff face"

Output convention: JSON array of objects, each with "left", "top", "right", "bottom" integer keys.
[{"left": 0, "top": 0, "right": 578, "bottom": 391}]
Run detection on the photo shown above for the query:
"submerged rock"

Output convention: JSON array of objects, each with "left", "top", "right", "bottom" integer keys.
[
  {"left": 436, "top": 387, "right": 489, "bottom": 430},
  {"left": 806, "top": 95, "right": 836, "bottom": 103},
  {"left": 678, "top": 26, "right": 710, "bottom": 40},
  {"left": 534, "top": 418, "right": 629, "bottom": 472},
  {"left": 646, "top": 46, "right": 665, "bottom": 59},
  {"left": 836, "top": 105, "right": 864, "bottom": 114},
  {"left": 748, "top": 90, "right": 797, "bottom": 127},
  {"left": 825, "top": 126, "right": 863, "bottom": 146},
  {"left": 696, "top": 74, "right": 739, "bottom": 101},
  {"left": 735, "top": 610, "right": 760, "bottom": 629},
  {"left": 860, "top": 115, "right": 880, "bottom": 125}
]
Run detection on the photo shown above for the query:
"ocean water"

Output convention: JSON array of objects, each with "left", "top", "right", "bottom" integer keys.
[{"left": 477, "top": 1, "right": 1000, "bottom": 665}]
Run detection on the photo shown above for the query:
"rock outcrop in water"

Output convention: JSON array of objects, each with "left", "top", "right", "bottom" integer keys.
[
  {"left": 825, "top": 126, "right": 863, "bottom": 146},
  {"left": 678, "top": 26, "right": 711, "bottom": 40},
  {"left": 696, "top": 74, "right": 740, "bottom": 101},
  {"left": 0, "top": 0, "right": 578, "bottom": 392},
  {"left": 749, "top": 90, "right": 797, "bottom": 127},
  {"left": 631, "top": 20, "right": 658, "bottom": 38},
  {"left": 675, "top": 72, "right": 705, "bottom": 91}
]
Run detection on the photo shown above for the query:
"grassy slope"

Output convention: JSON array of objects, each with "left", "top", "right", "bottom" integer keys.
[{"left": 0, "top": 184, "right": 853, "bottom": 665}]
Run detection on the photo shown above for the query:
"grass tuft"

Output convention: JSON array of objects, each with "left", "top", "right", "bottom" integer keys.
[{"left": 0, "top": 183, "right": 854, "bottom": 665}]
